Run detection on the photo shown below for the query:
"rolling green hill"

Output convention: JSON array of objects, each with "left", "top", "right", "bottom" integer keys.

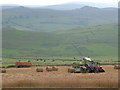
[
  {"left": 2, "top": 6, "right": 117, "bottom": 32},
  {"left": 2, "top": 24, "right": 118, "bottom": 57}
]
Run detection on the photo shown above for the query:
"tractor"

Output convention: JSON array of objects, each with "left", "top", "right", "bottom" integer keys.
[
  {"left": 69, "top": 42, "right": 105, "bottom": 73},
  {"left": 69, "top": 57, "right": 105, "bottom": 73}
]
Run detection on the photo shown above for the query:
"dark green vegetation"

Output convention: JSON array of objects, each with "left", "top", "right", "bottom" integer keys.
[
  {"left": 2, "top": 24, "right": 118, "bottom": 57},
  {"left": 2, "top": 6, "right": 117, "bottom": 32}
]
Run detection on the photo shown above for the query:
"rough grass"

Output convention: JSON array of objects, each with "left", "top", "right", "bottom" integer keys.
[
  {"left": 3, "top": 24, "right": 118, "bottom": 57},
  {"left": 2, "top": 65, "right": 118, "bottom": 88}
]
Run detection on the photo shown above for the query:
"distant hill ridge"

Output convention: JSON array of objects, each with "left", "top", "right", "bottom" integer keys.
[{"left": 2, "top": 5, "right": 118, "bottom": 32}]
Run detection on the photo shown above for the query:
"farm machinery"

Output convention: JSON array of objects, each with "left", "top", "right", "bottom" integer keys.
[
  {"left": 68, "top": 42, "right": 105, "bottom": 73},
  {"left": 68, "top": 57, "right": 105, "bottom": 73}
]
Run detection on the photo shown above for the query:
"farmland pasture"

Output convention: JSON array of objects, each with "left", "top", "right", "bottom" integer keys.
[
  {"left": 2, "top": 56, "right": 118, "bottom": 67},
  {"left": 1, "top": 6, "right": 118, "bottom": 89},
  {"left": 2, "top": 65, "right": 118, "bottom": 88}
]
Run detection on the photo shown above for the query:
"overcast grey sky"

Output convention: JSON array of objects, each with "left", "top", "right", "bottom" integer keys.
[{"left": 0, "top": 0, "right": 119, "bottom": 6}]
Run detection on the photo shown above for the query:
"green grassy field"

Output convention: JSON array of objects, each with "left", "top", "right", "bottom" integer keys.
[{"left": 2, "top": 24, "right": 118, "bottom": 57}]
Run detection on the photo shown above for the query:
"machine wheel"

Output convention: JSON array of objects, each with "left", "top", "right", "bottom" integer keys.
[
  {"left": 94, "top": 69, "right": 99, "bottom": 73},
  {"left": 99, "top": 69, "right": 105, "bottom": 72},
  {"left": 86, "top": 68, "right": 92, "bottom": 73}
]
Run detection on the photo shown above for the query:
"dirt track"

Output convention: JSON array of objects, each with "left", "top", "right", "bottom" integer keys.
[{"left": 2, "top": 65, "right": 119, "bottom": 88}]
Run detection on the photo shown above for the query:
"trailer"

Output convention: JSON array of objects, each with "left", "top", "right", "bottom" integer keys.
[{"left": 15, "top": 62, "right": 32, "bottom": 68}]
